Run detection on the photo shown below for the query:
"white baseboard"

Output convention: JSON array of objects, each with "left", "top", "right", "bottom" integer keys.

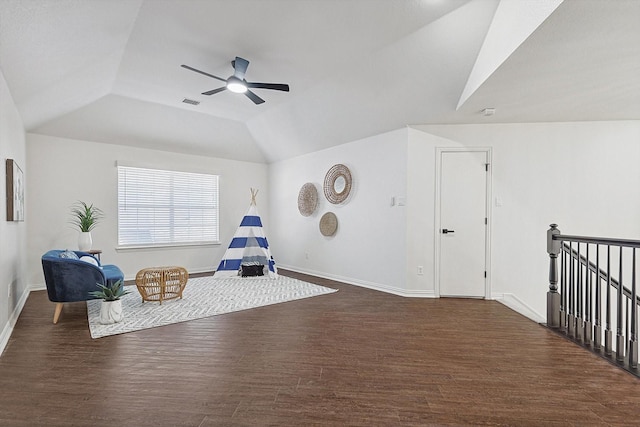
[
  {"left": 188, "top": 267, "right": 216, "bottom": 276},
  {"left": 279, "top": 268, "right": 548, "bottom": 320},
  {"left": 278, "top": 264, "right": 437, "bottom": 298},
  {"left": 0, "top": 285, "right": 33, "bottom": 357},
  {"left": 492, "top": 292, "right": 545, "bottom": 323}
]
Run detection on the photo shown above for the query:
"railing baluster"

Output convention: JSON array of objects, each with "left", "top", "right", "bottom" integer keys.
[
  {"left": 617, "top": 246, "right": 625, "bottom": 361},
  {"left": 605, "top": 245, "right": 613, "bottom": 355},
  {"left": 594, "top": 244, "right": 602, "bottom": 349},
  {"left": 626, "top": 299, "right": 629, "bottom": 353},
  {"left": 568, "top": 241, "right": 576, "bottom": 338},
  {"left": 560, "top": 245, "right": 567, "bottom": 331},
  {"left": 576, "top": 242, "right": 584, "bottom": 342},
  {"left": 584, "top": 243, "right": 592, "bottom": 344},
  {"left": 630, "top": 248, "right": 638, "bottom": 368}
]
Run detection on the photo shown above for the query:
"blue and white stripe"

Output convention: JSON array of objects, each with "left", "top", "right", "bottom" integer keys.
[{"left": 215, "top": 205, "right": 277, "bottom": 278}]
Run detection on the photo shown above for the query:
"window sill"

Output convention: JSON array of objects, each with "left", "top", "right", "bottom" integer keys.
[{"left": 116, "top": 242, "right": 220, "bottom": 251}]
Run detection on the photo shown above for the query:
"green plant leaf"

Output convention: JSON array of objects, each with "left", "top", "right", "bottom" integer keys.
[
  {"left": 69, "top": 201, "right": 104, "bottom": 232},
  {"left": 91, "top": 280, "right": 130, "bottom": 301}
]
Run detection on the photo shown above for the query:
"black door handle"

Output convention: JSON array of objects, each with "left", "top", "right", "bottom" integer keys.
[{"left": 442, "top": 229, "right": 455, "bottom": 234}]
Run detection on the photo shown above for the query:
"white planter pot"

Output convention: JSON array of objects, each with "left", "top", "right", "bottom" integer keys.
[
  {"left": 99, "top": 300, "right": 123, "bottom": 324},
  {"left": 78, "top": 231, "right": 93, "bottom": 251}
]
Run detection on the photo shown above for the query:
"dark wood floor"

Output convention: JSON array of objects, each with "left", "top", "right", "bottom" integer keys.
[{"left": 1, "top": 270, "right": 639, "bottom": 426}]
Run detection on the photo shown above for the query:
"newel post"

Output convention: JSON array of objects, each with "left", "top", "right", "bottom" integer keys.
[{"left": 547, "top": 224, "right": 561, "bottom": 328}]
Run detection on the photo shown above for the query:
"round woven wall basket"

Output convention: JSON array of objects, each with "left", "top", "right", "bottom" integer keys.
[
  {"left": 297, "top": 183, "right": 318, "bottom": 217},
  {"left": 323, "top": 164, "right": 352, "bottom": 204},
  {"left": 319, "top": 212, "right": 338, "bottom": 236}
]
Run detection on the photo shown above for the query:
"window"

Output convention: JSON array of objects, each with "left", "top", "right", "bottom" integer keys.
[{"left": 117, "top": 165, "right": 219, "bottom": 247}]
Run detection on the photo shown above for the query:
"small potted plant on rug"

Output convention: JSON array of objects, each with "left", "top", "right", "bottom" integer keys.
[
  {"left": 69, "top": 201, "right": 103, "bottom": 251},
  {"left": 89, "top": 280, "right": 129, "bottom": 325}
]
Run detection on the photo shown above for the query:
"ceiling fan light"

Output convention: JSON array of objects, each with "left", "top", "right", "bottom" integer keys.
[{"left": 227, "top": 80, "right": 247, "bottom": 94}]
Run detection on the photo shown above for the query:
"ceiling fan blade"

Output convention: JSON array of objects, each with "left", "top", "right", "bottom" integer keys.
[
  {"left": 246, "top": 82, "right": 290, "bottom": 92},
  {"left": 202, "top": 87, "right": 227, "bottom": 96},
  {"left": 244, "top": 90, "right": 265, "bottom": 105},
  {"left": 181, "top": 64, "right": 227, "bottom": 83},
  {"left": 233, "top": 57, "right": 250, "bottom": 80}
]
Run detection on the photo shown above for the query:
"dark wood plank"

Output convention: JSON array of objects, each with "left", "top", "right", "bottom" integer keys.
[{"left": 1, "top": 270, "right": 638, "bottom": 426}]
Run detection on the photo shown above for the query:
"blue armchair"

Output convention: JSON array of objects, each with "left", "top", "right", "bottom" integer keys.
[{"left": 41, "top": 249, "right": 124, "bottom": 324}]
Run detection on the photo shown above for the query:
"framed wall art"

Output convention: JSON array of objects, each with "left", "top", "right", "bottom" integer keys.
[{"left": 6, "top": 159, "right": 24, "bottom": 222}]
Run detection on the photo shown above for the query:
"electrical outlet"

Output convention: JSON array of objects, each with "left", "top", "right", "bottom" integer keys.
[{"left": 417, "top": 266, "right": 424, "bottom": 275}]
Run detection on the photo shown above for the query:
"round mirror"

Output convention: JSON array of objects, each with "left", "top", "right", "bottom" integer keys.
[
  {"left": 334, "top": 175, "right": 346, "bottom": 194},
  {"left": 323, "top": 164, "right": 352, "bottom": 204}
]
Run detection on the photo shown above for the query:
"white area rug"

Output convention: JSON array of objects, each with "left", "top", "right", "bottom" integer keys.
[{"left": 87, "top": 276, "right": 337, "bottom": 339}]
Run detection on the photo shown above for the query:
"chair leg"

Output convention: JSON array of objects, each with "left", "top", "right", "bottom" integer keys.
[{"left": 53, "top": 303, "right": 64, "bottom": 324}]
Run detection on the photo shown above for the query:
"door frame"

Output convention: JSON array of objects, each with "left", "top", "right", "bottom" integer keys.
[{"left": 434, "top": 147, "right": 493, "bottom": 298}]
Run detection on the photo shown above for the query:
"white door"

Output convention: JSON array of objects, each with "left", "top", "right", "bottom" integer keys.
[{"left": 439, "top": 150, "right": 488, "bottom": 298}]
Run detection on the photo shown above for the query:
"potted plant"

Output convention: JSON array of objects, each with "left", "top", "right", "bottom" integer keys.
[
  {"left": 70, "top": 201, "right": 103, "bottom": 251},
  {"left": 89, "top": 280, "right": 129, "bottom": 324}
]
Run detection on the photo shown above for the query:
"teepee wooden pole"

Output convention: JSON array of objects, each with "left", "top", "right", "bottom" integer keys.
[{"left": 250, "top": 188, "right": 258, "bottom": 205}]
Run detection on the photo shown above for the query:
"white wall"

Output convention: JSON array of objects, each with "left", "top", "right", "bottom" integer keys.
[
  {"left": 269, "top": 128, "right": 408, "bottom": 293},
  {"left": 10, "top": 112, "right": 640, "bottom": 342},
  {"left": 26, "top": 134, "right": 269, "bottom": 286},
  {"left": 408, "top": 121, "right": 640, "bottom": 319},
  {"left": 0, "top": 68, "right": 28, "bottom": 351}
]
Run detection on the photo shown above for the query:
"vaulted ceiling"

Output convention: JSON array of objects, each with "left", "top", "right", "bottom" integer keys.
[{"left": 1, "top": 0, "right": 638, "bottom": 163}]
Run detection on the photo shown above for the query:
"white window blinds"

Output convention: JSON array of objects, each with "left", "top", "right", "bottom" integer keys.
[{"left": 117, "top": 166, "right": 219, "bottom": 246}]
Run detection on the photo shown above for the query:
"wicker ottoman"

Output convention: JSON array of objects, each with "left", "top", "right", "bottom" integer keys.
[{"left": 135, "top": 266, "right": 188, "bottom": 304}]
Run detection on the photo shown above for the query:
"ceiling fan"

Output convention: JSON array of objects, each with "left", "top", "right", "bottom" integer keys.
[{"left": 181, "top": 56, "right": 289, "bottom": 105}]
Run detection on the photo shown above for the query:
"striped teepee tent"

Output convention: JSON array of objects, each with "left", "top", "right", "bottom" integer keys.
[{"left": 215, "top": 189, "right": 277, "bottom": 279}]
